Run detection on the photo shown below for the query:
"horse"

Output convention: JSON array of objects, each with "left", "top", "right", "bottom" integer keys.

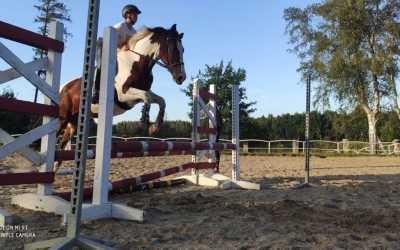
[{"left": 57, "top": 24, "right": 186, "bottom": 156}]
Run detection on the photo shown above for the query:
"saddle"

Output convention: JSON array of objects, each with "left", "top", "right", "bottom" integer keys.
[{"left": 92, "top": 67, "right": 131, "bottom": 111}]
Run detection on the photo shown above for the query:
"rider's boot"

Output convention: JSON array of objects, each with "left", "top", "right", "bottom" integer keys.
[{"left": 92, "top": 67, "right": 101, "bottom": 104}]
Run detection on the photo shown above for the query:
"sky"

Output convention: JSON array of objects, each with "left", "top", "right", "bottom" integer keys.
[{"left": 0, "top": 0, "right": 320, "bottom": 123}]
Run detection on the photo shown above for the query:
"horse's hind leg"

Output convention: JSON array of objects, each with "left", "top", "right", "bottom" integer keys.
[
  {"left": 55, "top": 123, "right": 76, "bottom": 172},
  {"left": 56, "top": 118, "right": 69, "bottom": 146},
  {"left": 59, "top": 123, "right": 76, "bottom": 150}
]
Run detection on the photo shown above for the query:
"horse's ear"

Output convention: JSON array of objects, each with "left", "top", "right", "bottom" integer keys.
[
  {"left": 179, "top": 33, "right": 184, "bottom": 39},
  {"left": 170, "top": 24, "right": 177, "bottom": 31}
]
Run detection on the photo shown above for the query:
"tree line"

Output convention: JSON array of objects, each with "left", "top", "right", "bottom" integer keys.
[{"left": 111, "top": 109, "right": 400, "bottom": 141}]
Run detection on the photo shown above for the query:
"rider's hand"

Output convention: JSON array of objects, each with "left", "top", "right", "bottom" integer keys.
[{"left": 121, "top": 44, "right": 129, "bottom": 51}]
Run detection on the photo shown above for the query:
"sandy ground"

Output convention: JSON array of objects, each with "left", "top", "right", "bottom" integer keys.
[{"left": 1, "top": 154, "right": 400, "bottom": 249}]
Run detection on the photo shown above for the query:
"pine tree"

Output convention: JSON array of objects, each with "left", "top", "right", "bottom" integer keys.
[
  {"left": 33, "top": 0, "right": 72, "bottom": 102},
  {"left": 33, "top": 0, "right": 72, "bottom": 58}
]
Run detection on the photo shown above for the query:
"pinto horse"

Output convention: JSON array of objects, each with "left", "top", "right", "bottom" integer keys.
[{"left": 57, "top": 24, "right": 186, "bottom": 152}]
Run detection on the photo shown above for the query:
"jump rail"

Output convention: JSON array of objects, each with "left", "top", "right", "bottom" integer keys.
[
  {"left": 56, "top": 162, "right": 216, "bottom": 201},
  {"left": 55, "top": 141, "right": 235, "bottom": 161},
  {"left": 0, "top": 20, "right": 64, "bottom": 53}
]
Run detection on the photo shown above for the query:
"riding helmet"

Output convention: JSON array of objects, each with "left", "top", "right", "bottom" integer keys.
[{"left": 122, "top": 4, "right": 141, "bottom": 17}]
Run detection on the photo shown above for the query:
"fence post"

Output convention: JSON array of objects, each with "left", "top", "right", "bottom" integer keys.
[
  {"left": 267, "top": 141, "right": 271, "bottom": 154},
  {"left": 393, "top": 139, "right": 400, "bottom": 155},
  {"left": 292, "top": 140, "right": 299, "bottom": 154},
  {"left": 336, "top": 141, "right": 340, "bottom": 153},
  {"left": 243, "top": 142, "right": 249, "bottom": 153},
  {"left": 342, "top": 139, "right": 350, "bottom": 153}
]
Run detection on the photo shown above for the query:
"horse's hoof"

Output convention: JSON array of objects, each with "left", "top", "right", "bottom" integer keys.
[{"left": 148, "top": 125, "right": 159, "bottom": 136}]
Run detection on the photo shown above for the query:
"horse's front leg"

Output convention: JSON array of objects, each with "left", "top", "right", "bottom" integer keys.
[
  {"left": 139, "top": 102, "right": 151, "bottom": 129},
  {"left": 148, "top": 92, "right": 166, "bottom": 136},
  {"left": 116, "top": 87, "right": 164, "bottom": 135}
]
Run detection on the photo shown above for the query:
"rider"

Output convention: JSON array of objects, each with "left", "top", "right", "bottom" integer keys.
[{"left": 92, "top": 4, "right": 141, "bottom": 104}]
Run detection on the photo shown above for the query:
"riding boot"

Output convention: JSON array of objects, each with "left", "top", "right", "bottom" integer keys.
[
  {"left": 92, "top": 67, "right": 101, "bottom": 104},
  {"left": 92, "top": 37, "right": 103, "bottom": 104}
]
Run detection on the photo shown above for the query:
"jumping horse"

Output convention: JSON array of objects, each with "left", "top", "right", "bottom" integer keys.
[{"left": 57, "top": 24, "right": 186, "bottom": 154}]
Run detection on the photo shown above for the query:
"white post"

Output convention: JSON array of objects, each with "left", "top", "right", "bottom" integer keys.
[
  {"left": 394, "top": 139, "right": 400, "bottom": 155},
  {"left": 243, "top": 142, "right": 249, "bottom": 154},
  {"left": 191, "top": 79, "right": 200, "bottom": 178},
  {"left": 92, "top": 27, "right": 117, "bottom": 205},
  {"left": 343, "top": 139, "right": 350, "bottom": 153},
  {"left": 37, "top": 21, "right": 63, "bottom": 196},
  {"left": 231, "top": 84, "right": 240, "bottom": 181}
]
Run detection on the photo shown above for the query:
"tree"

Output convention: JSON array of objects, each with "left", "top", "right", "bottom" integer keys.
[
  {"left": 0, "top": 89, "right": 33, "bottom": 135},
  {"left": 33, "top": 0, "right": 72, "bottom": 102},
  {"left": 389, "top": 74, "right": 400, "bottom": 120},
  {"left": 284, "top": 0, "right": 400, "bottom": 153},
  {"left": 182, "top": 61, "right": 256, "bottom": 138}
]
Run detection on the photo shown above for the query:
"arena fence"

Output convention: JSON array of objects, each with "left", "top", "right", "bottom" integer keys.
[{"left": 8, "top": 135, "right": 398, "bottom": 156}]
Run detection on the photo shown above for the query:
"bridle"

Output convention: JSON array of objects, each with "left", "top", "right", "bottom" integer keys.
[{"left": 127, "top": 35, "right": 184, "bottom": 71}]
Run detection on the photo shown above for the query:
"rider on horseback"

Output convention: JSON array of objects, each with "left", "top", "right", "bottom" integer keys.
[{"left": 92, "top": 4, "right": 141, "bottom": 104}]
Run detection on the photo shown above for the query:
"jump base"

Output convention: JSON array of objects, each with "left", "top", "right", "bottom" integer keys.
[
  {"left": 179, "top": 172, "right": 260, "bottom": 190},
  {"left": 11, "top": 193, "right": 70, "bottom": 215},
  {"left": 0, "top": 208, "right": 12, "bottom": 226},
  {"left": 62, "top": 202, "right": 144, "bottom": 224}
]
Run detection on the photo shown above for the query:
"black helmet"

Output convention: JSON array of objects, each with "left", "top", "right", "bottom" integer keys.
[{"left": 122, "top": 4, "right": 141, "bottom": 17}]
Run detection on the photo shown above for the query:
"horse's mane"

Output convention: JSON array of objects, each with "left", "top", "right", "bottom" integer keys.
[{"left": 127, "top": 26, "right": 168, "bottom": 49}]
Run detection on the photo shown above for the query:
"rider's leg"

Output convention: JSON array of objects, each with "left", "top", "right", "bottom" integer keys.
[{"left": 92, "top": 37, "right": 103, "bottom": 104}]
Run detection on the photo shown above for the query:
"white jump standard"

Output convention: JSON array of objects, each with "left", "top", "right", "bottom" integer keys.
[
  {"left": 0, "top": 20, "right": 70, "bottom": 226},
  {"left": 179, "top": 79, "right": 260, "bottom": 190}
]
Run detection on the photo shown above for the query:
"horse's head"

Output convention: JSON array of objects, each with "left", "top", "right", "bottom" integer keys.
[
  {"left": 124, "top": 25, "right": 186, "bottom": 87},
  {"left": 152, "top": 24, "right": 186, "bottom": 85}
]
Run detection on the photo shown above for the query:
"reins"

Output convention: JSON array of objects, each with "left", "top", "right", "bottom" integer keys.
[{"left": 126, "top": 35, "right": 184, "bottom": 71}]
